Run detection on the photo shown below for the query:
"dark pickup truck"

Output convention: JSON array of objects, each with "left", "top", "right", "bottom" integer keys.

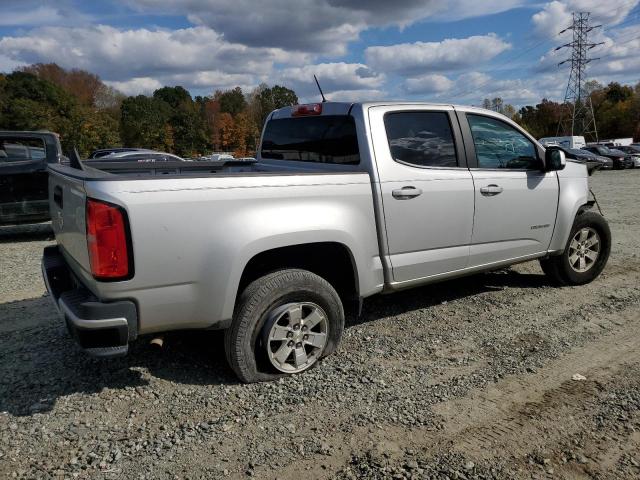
[{"left": 0, "top": 130, "right": 66, "bottom": 225}]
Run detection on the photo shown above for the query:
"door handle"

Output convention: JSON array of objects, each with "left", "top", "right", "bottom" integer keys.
[
  {"left": 392, "top": 186, "right": 423, "bottom": 200},
  {"left": 480, "top": 184, "right": 503, "bottom": 196},
  {"left": 53, "top": 185, "right": 63, "bottom": 208}
]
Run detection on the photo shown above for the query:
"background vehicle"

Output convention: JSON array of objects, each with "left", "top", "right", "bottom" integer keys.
[
  {"left": 88, "top": 148, "right": 152, "bottom": 159},
  {"left": 539, "top": 135, "right": 586, "bottom": 149},
  {"left": 0, "top": 130, "right": 67, "bottom": 225},
  {"left": 616, "top": 145, "right": 640, "bottom": 168},
  {"left": 596, "top": 138, "right": 633, "bottom": 147},
  {"left": 560, "top": 147, "right": 611, "bottom": 172},
  {"left": 43, "top": 102, "right": 611, "bottom": 382},
  {"left": 582, "top": 145, "right": 631, "bottom": 169},
  {"left": 85, "top": 151, "right": 185, "bottom": 163}
]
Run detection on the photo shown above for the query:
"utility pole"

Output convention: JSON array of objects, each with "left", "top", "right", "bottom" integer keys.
[{"left": 555, "top": 12, "right": 603, "bottom": 140}]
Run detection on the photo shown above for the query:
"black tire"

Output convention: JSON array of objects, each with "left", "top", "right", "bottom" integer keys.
[
  {"left": 224, "top": 269, "right": 344, "bottom": 383},
  {"left": 539, "top": 211, "right": 611, "bottom": 286}
]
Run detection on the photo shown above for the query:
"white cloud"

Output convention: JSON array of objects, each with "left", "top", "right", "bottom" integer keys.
[
  {"left": 532, "top": 0, "right": 640, "bottom": 39},
  {"left": 399, "top": 70, "right": 566, "bottom": 107},
  {"left": 325, "top": 89, "right": 387, "bottom": 103},
  {"left": 365, "top": 34, "right": 511, "bottom": 75},
  {"left": 125, "top": 0, "right": 526, "bottom": 55},
  {"left": 277, "top": 63, "right": 385, "bottom": 96},
  {"left": 404, "top": 74, "right": 454, "bottom": 94},
  {"left": 0, "top": 24, "right": 311, "bottom": 95},
  {"left": 0, "top": 2, "right": 92, "bottom": 27},
  {"left": 105, "top": 77, "right": 163, "bottom": 96},
  {"left": 274, "top": 62, "right": 387, "bottom": 103}
]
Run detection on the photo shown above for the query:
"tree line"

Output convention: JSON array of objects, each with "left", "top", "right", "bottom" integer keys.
[
  {"left": 1, "top": 63, "right": 638, "bottom": 157},
  {"left": 481, "top": 80, "right": 640, "bottom": 141},
  {"left": 0, "top": 63, "right": 298, "bottom": 158}
]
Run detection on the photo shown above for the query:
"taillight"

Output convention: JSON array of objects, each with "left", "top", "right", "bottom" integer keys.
[
  {"left": 86, "top": 198, "right": 131, "bottom": 280},
  {"left": 291, "top": 103, "right": 322, "bottom": 116}
]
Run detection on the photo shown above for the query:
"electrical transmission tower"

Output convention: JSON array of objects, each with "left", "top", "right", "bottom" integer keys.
[{"left": 555, "top": 12, "right": 603, "bottom": 140}]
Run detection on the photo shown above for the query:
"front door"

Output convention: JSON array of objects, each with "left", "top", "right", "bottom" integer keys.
[
  {"left": 459, "top": 112, "right": 559, "bottom": 266},
  {"left": 368, "top": 106, "right": 475, "bottom": 283}
]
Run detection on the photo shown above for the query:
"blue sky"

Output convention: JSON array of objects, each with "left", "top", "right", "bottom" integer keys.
[{"left": 1, "top": 0, "right": 639, "bottom": 106}]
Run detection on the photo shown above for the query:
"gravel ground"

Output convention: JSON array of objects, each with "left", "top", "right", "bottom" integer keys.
[{"left": 1, "top": 170, "right": 639, "bottom": 479}]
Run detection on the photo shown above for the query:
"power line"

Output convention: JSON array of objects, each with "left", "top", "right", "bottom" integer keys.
[
  {"left": 556, "top": 12, "right": 602, "bottom": 140},
  {"left": 448, "top": 1, "right": 640, "bottom": 101}
]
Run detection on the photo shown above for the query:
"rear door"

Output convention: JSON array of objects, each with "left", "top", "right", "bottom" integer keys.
[
  {"left": 457, "top": 111, "right": 558, "bottom": 266},
  {"left": 369, "top": 105, "right": 474, "bottom": 283}
]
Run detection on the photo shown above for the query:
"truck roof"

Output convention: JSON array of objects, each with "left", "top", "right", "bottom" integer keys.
[
  {"left": 270, "top": 101, "right": 507, "bottom": 120},
  {"left": 0, "top": 130, "right": 58, "bottom": 136}
]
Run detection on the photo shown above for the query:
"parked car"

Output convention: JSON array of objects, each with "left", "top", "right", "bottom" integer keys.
[
  {"left": 86, "top": 151, "right": 185, "bottom": 163},
  {"left": 539, "top": 136, "right": 586, "bottom": 149},
  {"left": 561, "top": 147, "right": 612, "bottom": 172},
  {"left": 43, "top": 102, "right": 611, "bottom": 382},
  {"left": 0, "top": 130, "right": 67, "bottom": 225},
  {"left": 582, "top": 145, "right": 631, "bottom": 169},
  {"left": 616, "top": 145, "right": 640, "bottom": 168},
  {"left": 88, "top": 148, "right": 152, "bottom": 159}
]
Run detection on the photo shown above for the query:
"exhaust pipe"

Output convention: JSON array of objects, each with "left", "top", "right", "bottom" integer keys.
[{"left": 150, "top": 336, "right": 164, "bottom": 349}]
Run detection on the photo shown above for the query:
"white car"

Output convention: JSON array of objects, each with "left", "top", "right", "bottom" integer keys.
[
  {"left": 617, "top": 145, "right": 640, "bottom": 168},
  {"left": 91, "top": 151, "right": 185, "bottom": 162}
]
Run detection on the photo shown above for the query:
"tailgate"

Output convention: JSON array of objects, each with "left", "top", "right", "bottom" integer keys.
[{"left": 48, "top": 168, "right": 92, "bottom": 274}]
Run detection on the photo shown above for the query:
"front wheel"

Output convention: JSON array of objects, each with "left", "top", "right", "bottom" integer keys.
[
  {"left": 224, "top": 269, "right": 344, "bottom": 383},
  {"left": 540, "top": 211, "right": 611, "bottom": 286}
]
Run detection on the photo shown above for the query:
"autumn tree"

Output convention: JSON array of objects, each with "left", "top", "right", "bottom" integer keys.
[{"left": 21, "top": 63, "right": 103, "bottom": 106}]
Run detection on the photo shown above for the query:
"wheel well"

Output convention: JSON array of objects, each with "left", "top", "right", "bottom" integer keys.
[{"left": 238, "top": 242, "right": 358, "bottom": 304}]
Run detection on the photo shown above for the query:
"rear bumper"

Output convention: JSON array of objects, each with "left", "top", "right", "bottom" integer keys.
[{"left": 42, "top": 245, "right": 137, "bottom": 358}]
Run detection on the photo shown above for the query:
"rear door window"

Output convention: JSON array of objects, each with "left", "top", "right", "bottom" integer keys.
[
  {"left": 0, "top": 137, "right": 46, "bottom": 163},
  {"left": 261, "top": 115, "right": 359, "bottom": 164},
  {"left": 383, "top": 111, "right": 458, "bottom": 168}
]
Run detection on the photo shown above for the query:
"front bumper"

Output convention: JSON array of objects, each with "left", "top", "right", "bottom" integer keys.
[{"left": 42, "top": 245, "right": 137, "bottom": 358}]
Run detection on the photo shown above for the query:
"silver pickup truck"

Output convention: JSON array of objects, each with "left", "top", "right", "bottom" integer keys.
[{"left": 42, "top": 101, "right": 611, "bottom": 382}]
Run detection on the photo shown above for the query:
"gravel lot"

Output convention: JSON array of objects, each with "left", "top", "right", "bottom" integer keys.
[{"left": 1, "top": 170, "right": 639, "bottom": 479}]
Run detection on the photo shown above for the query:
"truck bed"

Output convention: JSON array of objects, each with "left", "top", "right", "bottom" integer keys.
[
  {"left": 47, "top": 160, "right": 382, "bottom": 336},
  {"left": 56, "top": 158, "right": 365, "bottom": 181}
]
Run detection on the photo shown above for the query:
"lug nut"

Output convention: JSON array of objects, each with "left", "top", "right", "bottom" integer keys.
[
  {"left": 287, "top": 341, "right": 294, "bottom": 347},
  {"left": 301, "top": 325, "right": 308, "bottom": 332},
  {"left": 287, "top": 332, "right": 293, "bottom": 338},
  {"left": 296, "top": 342, "right": 302, "bottom": 348},
  {"left": 303, "top": 334, "right": 309, "bottom": 340},
  {"left": 293, "top": 324, "right": 300, "bottom": 331}
]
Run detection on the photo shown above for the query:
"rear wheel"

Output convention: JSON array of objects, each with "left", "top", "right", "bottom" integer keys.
[
  {"left": 224, "top": 269, "right": 344, "bottom": 383},
  {"left": 540, "top": 211, "right": 611, "bottom": 286}
]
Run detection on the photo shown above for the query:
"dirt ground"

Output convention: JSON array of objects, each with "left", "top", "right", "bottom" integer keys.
[{"left": 0, "top": 170, "right": 639, "bottom": 479}]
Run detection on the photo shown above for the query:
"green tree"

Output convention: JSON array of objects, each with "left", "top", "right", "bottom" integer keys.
[
  {"left": 153, "top": 85, "right": 192, "bottom": 108},
  {"left": 249, "top": 84, "right": 298, "bottom": 128},
  {"left": 120, "top": 95, "right": 173, "bottom": 151},
  {"left": 215, "top": 87, "right": 246, "bottom": 116},
  {"left": 153, "top": 86, "right": 210, "bottom": 156}
]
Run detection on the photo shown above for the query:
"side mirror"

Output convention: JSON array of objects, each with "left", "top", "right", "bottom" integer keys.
[{"left": 545, "top": 147, "right": 566, "bottom": 171}]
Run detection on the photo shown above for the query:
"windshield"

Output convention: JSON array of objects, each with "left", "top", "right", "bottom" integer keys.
[
  {"left": 568, "top": 148, "right": 591, "bottom": 156},
  {"left": 261, "top": 115, "right": 360, "bottom": 165}
]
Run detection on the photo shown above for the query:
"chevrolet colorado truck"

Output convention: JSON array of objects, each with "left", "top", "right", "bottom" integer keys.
[
  {"left": 1, "top": 130, "right": 66, "bottom": 225},
  {"left": 42, "top": 102, "right": 611, "bottom": 382}
]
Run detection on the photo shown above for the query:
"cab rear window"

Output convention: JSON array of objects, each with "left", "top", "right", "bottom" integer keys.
[
  {"left": 0, "top": 137, "right": 46, "bottom": 163},
  {"left": 261, "top": 115, "right": 360, "bottom": 165}
]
